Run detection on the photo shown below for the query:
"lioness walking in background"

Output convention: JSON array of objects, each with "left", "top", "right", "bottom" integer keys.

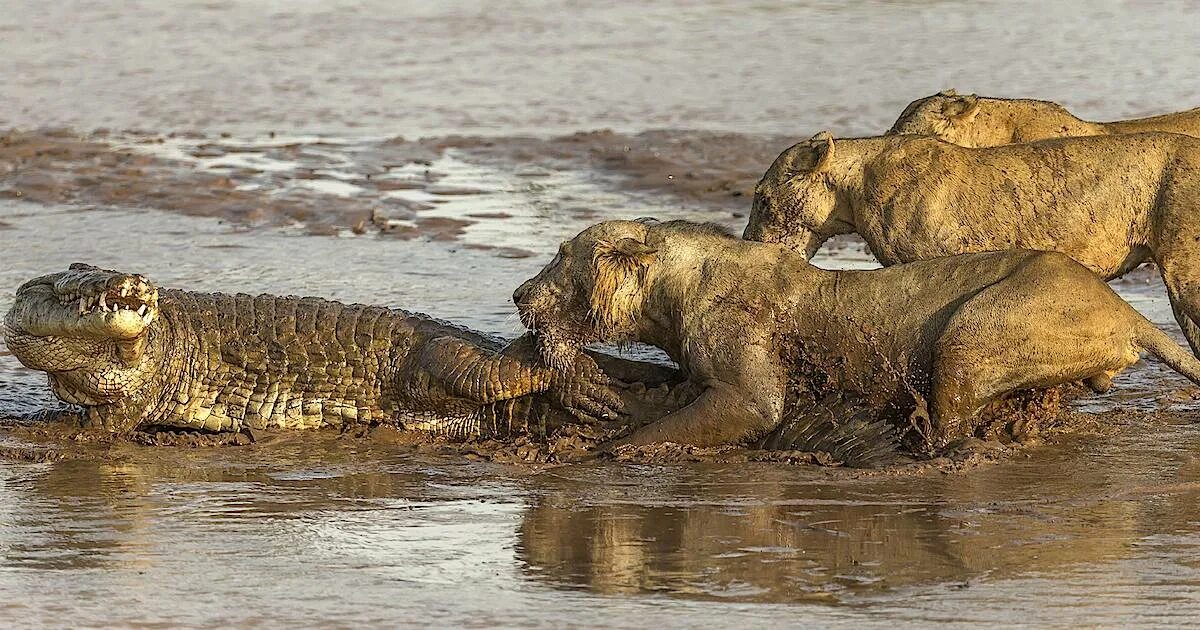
[
  {"left": 746, "top": 130, "right": 1200, "bottom": 356},
  {"left": 888, "top": 89, "right": 1200, "bottom": 147}
]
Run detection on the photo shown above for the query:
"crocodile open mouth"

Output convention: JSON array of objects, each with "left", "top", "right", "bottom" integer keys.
[
  {"left": 56, "top": 285, "right": 155, "bottom": 321},
  {"left": 5, "top": 264, "right": 161, "bottom": 341}
]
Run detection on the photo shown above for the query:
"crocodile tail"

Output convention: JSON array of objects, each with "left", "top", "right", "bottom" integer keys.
[
  {"left": 420, "top": 336, "right": 553, "bottom": 404},
  {"left": 756, "top": 394, "right": 902, "bottom": 467}
]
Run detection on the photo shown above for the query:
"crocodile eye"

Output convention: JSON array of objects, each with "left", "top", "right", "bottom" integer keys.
[{"left": 558, "top": 241, "right": 570, "bottom": 255}]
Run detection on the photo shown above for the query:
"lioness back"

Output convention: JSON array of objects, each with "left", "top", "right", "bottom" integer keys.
[
  {"left": 1106, "top": 107, "right": 1200, "bottom": 136},
  {"left": 889, "top": 91, "right": 1200, "bottom": 147},
  {"left": 863, "top": 132, "right": 1195, "bottom": 276}
]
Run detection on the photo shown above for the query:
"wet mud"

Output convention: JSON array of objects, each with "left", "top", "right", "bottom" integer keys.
[
  {"left": 0, "top": 127, "right": 789, "bottom": 244},
  {"left": 0, "top": 377, "right": 1162, "bottom": 478}
]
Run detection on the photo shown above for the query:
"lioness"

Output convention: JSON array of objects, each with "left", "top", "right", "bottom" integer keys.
[
  {"left": 515, "top": 219, "right": 1200, "bottom": 450},
  {"left": 745, "top": 130, "right": 1200, "bottom": 355},
  {"left": 888, "top": 89, "right": 1200, "bottom": 147}
]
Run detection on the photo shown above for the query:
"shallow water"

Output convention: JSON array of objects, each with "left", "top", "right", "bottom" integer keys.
[
  {"left": 2, "top": 0, "right": 1198, "bottom": 137},
  {"left": 4, "top": 0, "right": 1200, "bottom": 626},
  {"left": 1, "top": 196, "right": 1198, "bottom": 626}
]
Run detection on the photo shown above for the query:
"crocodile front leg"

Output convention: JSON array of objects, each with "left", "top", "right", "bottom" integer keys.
[
  {"left": 413, "top": 333, "right": 623, "bottom": 420},
  {"left": 83, "top": 397, "right": 155, "bottom": 433}
]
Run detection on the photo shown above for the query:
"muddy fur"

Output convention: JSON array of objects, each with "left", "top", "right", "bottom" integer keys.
[
  {"left": 747, "top": 130, "right": 1200, "bottom": 356},
  {"left": 515, "top": 220, "right": 1200, "bottom": 454},
  {"left": 888, "top": 90, "right": 1200, "bottom": 147},
  {"left": 973, "top": 387, "right": 1064, "bottom": 443}
]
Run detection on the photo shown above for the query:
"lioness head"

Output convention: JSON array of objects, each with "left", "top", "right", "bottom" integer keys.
[
  {"left": 745, "top": 131, "right": 843, "bottom": 257},
  {"left": 887, "top": 89, "right": 982, "bottom": 144},
  {"left": 514, "top": 220, "right": 659, "bottom": 370}
]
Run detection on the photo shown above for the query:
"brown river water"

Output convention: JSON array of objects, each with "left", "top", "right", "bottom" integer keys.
[{"left": 3, "top": 0, "right": 1200, "bottom": 626}]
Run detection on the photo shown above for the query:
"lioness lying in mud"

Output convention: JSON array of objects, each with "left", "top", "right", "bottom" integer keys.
[
  {"left": 888, "top": 89, "right": 1200, "bottom": 147},
  {"left": 515, "top": 219, "right": 1200, "bottom": 451},
  {"left": 745, "top": 130, "right": 1200, "bottom": 355}
]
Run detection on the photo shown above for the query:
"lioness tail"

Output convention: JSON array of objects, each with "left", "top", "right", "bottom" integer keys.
[{"left": 1136, "top": 320, "right": 1200, "bottom": 386}]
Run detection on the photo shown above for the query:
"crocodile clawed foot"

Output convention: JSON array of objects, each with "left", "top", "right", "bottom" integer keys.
[{"left": 554, "top": 354, "right": 627, "bottom": 422}]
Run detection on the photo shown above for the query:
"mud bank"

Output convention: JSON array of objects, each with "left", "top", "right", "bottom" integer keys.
[
  {"left": 434, "top": 129, "right": 795, "bottom": 211},
  {"left": 0, "top": 383, "right": 1152, "bottom": 477},
  {"left": 0, "top": 128, "right": 792, "bottom": 241},
  {"left": 0, "top": 410, "right": 1135, "bottom": 487}
]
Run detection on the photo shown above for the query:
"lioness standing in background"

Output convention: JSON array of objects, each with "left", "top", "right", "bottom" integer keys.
[
  {"left": 745, "top": 130, "right": 1200, "bottom": 356},
  {"left": 888, "top": 89, "right": 1200, "bottom": 147}
]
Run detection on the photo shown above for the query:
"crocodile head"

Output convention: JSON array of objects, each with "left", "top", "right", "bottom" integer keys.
[{"left": 3, "top": 263, "right": 162, "bottom": 406}]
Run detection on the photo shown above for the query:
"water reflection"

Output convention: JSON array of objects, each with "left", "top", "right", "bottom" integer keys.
[
  {"left": 2, "top": 414, "right": 1200, "bottom": 624},
  {"left": 516, "top": 418, "right": 1200, "bottom": 605}
]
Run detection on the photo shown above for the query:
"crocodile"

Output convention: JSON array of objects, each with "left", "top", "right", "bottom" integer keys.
[{"left": 1, "top": 263, "right": 660, "bottom": 438}]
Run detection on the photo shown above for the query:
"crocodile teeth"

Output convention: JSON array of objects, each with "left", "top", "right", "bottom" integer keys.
[
  {"left": 98, "top": 293, "right": 107, "bottom": 310},
  {"left": 137, "top": 304, "right": 147, "bottom": 316},
  {"left": 78, "top": 296, "right": 86, "bottom": 315}
]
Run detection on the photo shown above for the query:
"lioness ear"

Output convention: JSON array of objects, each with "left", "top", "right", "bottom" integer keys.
[
  {"left": 590, "top": 237, "right": 657, "bottom": 334},
  {"left": 608, "top": 237, "right": 657, "bottom": 260},
  {"left": 941, "top": 94, "right": 980, "bottom": 123},
  {"left": 796, "top": 131, "right": 835, "bottom": 173}
]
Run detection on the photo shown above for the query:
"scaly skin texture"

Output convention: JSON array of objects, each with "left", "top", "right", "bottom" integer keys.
[
  {"left": 745, "top": 131, "right": 1200, "bottom": 357},
  {"left": 2, "top": 264, "right": 627, "bottom": 437},
  {"left": 516, "top": 220, "right": 1200, "bottom": 453},
  {"left": 887, "top": 90, "right": 1200, "bottom": 148}
]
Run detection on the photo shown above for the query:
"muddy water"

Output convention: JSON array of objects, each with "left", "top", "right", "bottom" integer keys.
[{"left": 4, "top": 0, "right": 1200, "bottom": 626}]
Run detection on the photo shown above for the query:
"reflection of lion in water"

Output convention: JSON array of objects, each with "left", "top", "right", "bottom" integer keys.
[
  {"left": 516, "top": 467, "right": 1142, "bottom": 601},
  {"left": 888, "top": 89, "right": 1200, "bottom": 147},
  {"left": 515, "top": 220, "right": 1200, "bottom": 452}
]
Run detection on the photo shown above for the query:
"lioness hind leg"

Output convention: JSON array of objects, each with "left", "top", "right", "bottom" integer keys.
[
  {"left": 1155, "top": 175, "right": 1200, "bottom": 358},
  {"left": 929, "top": 262, "right": 1140, "bottom": 448},
  {"left": 1159, "top": 266, "right": 1200, "bottom": 358}
]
